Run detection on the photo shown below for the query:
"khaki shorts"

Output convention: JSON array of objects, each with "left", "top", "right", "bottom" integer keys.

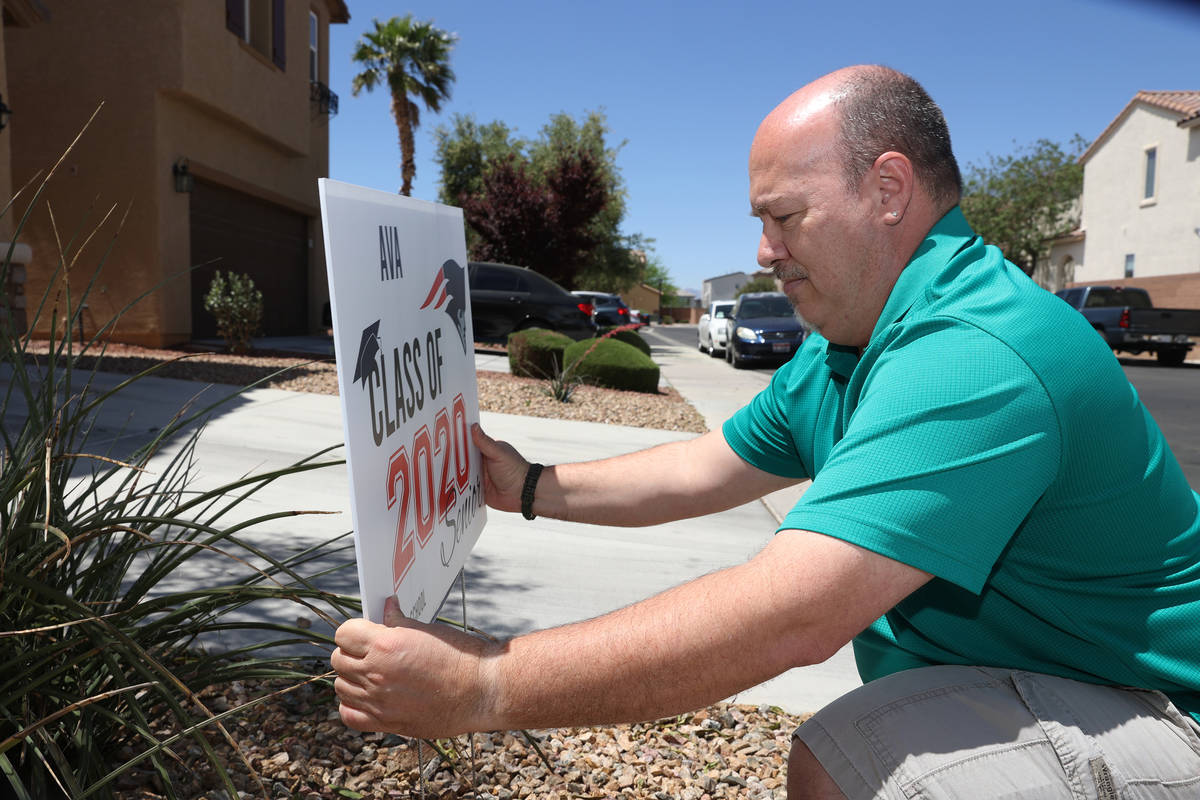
[{"left": 794, "top": 665, "right": 1200, "bottom": 799}]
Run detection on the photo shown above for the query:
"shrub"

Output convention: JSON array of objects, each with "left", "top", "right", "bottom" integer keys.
[
  {"left": 563, "top": 336, "right": 660, "bottom": 393},
  {"left": 604, "top": 327, "right": 651, "bottom": 356},
  {"left": 203, "top": 270, "right": 263, "bottom": 354},
  {"left": 507, "top": 327, "right": 572, "bottom": 378}
]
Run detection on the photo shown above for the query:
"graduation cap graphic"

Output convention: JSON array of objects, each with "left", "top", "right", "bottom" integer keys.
[
  {"left": 420, "top": 258, "right": 468, "bottom": 353},
  {"left": 352, "top": 319, "right": 383, "bottom": 390}
]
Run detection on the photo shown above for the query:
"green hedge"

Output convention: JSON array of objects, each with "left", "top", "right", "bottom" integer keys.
[
  {"left": 598, "top": 327, "right": 651, "bottom": 356},
  {"left": 564, "top": 337, "right": 660, "bottom": 393},
  {"left": 507, "top": 328, "right": 573, "bottom": 378}
]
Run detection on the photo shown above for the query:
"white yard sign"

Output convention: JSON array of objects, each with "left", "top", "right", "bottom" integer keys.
[{"left": 319, "top": 179, "right": 486, "bottom": 624}]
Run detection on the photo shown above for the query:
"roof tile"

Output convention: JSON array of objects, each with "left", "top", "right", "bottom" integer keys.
[
  {"left": 1081, "top": 90, "right": 1200, "bottom": 163},
  {"left": 1135, "top": 90, "right": 1200, "bottom": 122}
]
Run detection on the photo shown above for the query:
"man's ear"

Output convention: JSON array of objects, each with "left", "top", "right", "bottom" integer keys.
[{"left": 873, "top": 151, "right": 913, "bottom": 225}]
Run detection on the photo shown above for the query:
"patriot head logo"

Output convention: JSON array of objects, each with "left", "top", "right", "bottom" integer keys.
[{"left": 420, "top": 258, "right": 468, "bottom": 353}]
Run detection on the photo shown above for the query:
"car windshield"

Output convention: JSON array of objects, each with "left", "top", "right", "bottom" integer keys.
[{"left": 738, "top": 296, "right": 795, "bottom": 318}]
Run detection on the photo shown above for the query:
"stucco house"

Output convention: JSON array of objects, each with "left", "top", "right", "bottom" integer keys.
[
  {"left": 701, "top": 271, "right": 756, "bottom": 310},
  {"left": 619, "top": 281, "right": 661, "bottom": 320},
  {"left": 3, "top": 0, "right": 349, "bottom": 346},
  {"left": 1047, "top": 90, "right": 1200, "bottom": 306}
]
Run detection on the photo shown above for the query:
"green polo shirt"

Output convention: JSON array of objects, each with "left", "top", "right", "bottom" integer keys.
[{"left": 724, "top": 207, "right": 1200, "bottom": 721}]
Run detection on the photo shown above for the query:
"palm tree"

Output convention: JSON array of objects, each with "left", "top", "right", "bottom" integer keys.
[{"left": 351, "top": 15, "right": 457, "bottom": 196}]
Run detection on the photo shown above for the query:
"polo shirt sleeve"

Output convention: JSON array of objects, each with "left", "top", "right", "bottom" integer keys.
[
  {"left": 782, "top": 320, "right": 1060, "bottom": 594},
  {"left": 723, "top": 343, "right": 827, "bottom": 480}
]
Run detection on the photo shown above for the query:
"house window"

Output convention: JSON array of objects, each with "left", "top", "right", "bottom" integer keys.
[
  {"left": 1144, "top": 147, "right": 1157, "bottom": 201},
  {"left": 1124, "top": 254, "right": 1135, "bottom": 278},
  {"left": 226, "top": 0, "right": 286, "bottom": 69},
  {"left": 309, "top": 11, "right": 319, "bottom": 81}
]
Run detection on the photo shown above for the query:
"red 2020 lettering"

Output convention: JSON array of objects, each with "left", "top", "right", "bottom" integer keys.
[{"left": 385, "top": 393, "right": 470, "bottom": 587}]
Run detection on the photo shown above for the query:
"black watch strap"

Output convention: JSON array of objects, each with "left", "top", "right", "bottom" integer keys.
[{"left": 521, "top": 463, "right": 544, "bottom": 520}]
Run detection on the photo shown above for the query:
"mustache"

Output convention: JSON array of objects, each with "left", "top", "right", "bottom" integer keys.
[{"left": 771, "top": 263, "right": 809, "bottom": 282}]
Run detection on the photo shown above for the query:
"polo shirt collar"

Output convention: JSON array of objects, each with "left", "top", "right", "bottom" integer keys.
[
  {"left": 868, "top": 205, "right": 975, "bottom": 343},
  {"left": 820, "top": 205, "right": 976, "bottom": 380}
]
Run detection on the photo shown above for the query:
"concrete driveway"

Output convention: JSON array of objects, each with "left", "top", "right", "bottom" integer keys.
[{"left": 1, "top": 330, "right": 861, "bottom": 715}]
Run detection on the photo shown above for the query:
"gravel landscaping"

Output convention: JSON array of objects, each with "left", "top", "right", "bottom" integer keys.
[{"left": 24, "top": 339, "right": 807, "bottom": 799}]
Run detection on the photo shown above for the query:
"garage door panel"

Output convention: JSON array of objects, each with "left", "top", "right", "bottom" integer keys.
[{"left": 190, "top": 180, "right": 309, "bottom": 339}]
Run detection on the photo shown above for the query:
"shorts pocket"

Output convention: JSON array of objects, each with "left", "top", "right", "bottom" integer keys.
[
  {"left": 1011, "top": 671, "right": 1200, "bottom": 799},
  {"left": 853, "top": 674, "right": 1077, "bottom": 799}
]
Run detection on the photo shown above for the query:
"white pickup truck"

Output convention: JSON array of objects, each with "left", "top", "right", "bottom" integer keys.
[{"left": 697, "top": 300, "right": 735, "bottom": 357}]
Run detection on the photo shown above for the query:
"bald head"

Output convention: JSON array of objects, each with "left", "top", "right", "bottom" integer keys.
[
  {"left": 763, "top": 66, "right": 962, "bottom": 212},
  {"left": 747, "top": 66, "right": 960, "bottom": 347}
]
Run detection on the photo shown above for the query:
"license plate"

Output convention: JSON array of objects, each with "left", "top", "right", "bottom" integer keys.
[{"left": 772, "top": 342, "right": 790, "bottom": 353}]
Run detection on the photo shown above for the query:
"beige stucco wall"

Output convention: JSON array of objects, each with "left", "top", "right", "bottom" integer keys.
[
  {"left": 5, "top": 0, "right": 336, "bottom": 346},
  {"left": 1075, "top": 104, "right": 1200, "bottom": 284},
  {"left": 5, "top": 2, "right": 170, "bottom": 343}
]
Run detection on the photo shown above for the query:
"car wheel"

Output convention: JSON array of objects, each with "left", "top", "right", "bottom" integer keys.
[
  {"left": 698, "top": 337, "right": 706, "bottom": 353},
  {"left": 725, "top": 342, "right": 734, "bottom": 365}
]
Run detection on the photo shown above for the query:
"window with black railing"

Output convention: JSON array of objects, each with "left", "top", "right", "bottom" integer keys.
[{"left": 311, "top": 81, "right": 338, "bottom": 116}]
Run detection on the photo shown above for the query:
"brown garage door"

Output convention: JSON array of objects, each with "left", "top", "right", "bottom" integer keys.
[{"left": 190, "top": 179, "right": 309, "bottom": 339}]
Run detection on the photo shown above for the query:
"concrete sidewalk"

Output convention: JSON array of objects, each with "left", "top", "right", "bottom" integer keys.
[{"left": 3, "top": 330, "right": 860, "bottom": 714}]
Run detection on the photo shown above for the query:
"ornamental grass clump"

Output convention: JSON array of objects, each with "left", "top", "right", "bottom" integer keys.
[{"left": 0, "top": 119, "right": 357, "bottom": 798}]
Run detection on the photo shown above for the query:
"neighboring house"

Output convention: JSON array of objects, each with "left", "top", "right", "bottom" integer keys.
[
  {"left": 4, "top": 0, "right": 350, "bottom": 346},
  {"left": 619, "top": 281, "right": 661, "bottom": 319},
  {"left": 1049, "top": 90, "right": 1200, "bottom": 305},
  {"left": 702, "top": 271, "right": 755, "bottom": 309}
]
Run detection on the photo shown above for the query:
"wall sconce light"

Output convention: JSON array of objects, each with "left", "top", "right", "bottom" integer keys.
[
  {"left": 0, "top": 94, "right": 12, "bottom": 131},
  {"left": 172, "top": 158, "right": 194, "bottom": 193}
]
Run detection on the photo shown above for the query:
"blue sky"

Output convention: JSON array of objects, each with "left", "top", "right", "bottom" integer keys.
[{"left": 328, "top": 0, "right": 1199, "bottom": 295}]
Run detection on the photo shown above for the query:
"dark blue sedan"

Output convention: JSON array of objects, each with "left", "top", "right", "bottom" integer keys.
[{"left": 724, "top": 292, "right": 808, "bottom": 368}]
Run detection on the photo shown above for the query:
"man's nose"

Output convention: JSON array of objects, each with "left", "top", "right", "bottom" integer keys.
[{"left": 758, "top": 232, "right": 787, "bottom": 268}]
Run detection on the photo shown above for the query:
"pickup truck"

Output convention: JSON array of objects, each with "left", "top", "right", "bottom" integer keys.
[{"left": 1055, "top": 285, "right": 1200, "bottom": 366}]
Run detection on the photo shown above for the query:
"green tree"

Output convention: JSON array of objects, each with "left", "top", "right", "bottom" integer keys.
[
  {"left": 435, "top": 110, "right": 645, "bottom": 289},
  {"left": 351, "top": 15, "right": 457, "bottom": 196},
  {"left": 735, "top": 275, "right": 778, "bottom": 297},
  {"left": 960, "top": 136, "right": 1087, "bottom": 275},
  {"left": 461, "top": 149, "right": 610, "bottom": 286}
]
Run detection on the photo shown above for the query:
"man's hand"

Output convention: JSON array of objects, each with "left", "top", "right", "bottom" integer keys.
[
  {"left": 331, "top": 596, "right": 494, "bottom": 738},
  {"left": 471, "top": 424, "right": 529, "bottom": 513}
]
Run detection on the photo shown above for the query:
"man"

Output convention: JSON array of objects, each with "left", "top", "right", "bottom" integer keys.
[{"left": 333, "top": 66, "right": 1200, "bottom": 798}]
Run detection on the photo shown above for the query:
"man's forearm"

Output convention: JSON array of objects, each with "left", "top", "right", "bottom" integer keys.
[
  {"left": 332, "top": 531, "right": 930, "bottom": 738},
  {"left": 471, "top": 531, "right": 924, "bottom": 732},
  {"left": 529, "top": 430, "right": 798, "bottom": 527}
]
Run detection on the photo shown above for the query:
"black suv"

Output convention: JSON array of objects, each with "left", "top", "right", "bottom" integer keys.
[
  {"left": 468, "top": 262, "right": 598, "bottom": 342},
  {"left": 724, "top": 292, "right": 807, "bottom": 368}
]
